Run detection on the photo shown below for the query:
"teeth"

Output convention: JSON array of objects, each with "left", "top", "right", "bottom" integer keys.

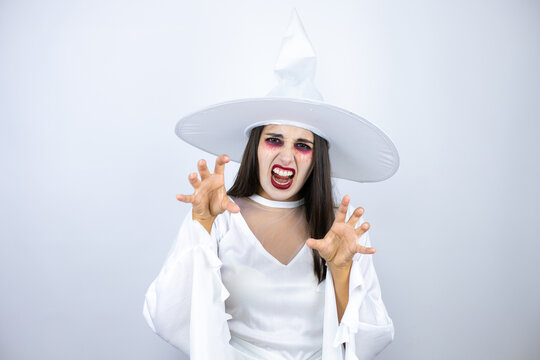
[
  {"left": 274, "top": 177, "right": 291, "bottom": 185},
  {"left": 273, "top": 168, "right": 293, "bottom": 177}
]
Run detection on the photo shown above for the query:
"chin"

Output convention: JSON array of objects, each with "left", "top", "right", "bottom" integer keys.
[{"left": 259, "top": 182, "right": 301, "bottom": 201}]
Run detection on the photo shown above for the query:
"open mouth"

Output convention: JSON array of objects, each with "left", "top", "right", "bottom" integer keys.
[{"left": 271, "top": 165, "right": 295, "bottom": 190}]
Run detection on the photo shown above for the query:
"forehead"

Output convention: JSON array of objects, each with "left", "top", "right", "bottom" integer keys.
[{"left": 261, "top": 124, "right": 314, "bottom": 141}]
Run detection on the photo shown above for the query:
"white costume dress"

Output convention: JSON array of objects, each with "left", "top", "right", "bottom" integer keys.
[{"left": 143, "top": 195, "right": 394, "bottom": 359}]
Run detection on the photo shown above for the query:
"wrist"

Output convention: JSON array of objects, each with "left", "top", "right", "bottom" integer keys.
[
  {"left": 192, "top": 211, "right": 216, "bottom": 234},
  {"left": 192, "top": 209, "right": 216, "bottom": 222},
  {"left": 328, "top": 261, "right": 352, "bottom": 281}
]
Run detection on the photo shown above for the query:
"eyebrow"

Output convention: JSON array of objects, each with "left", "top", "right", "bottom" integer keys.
[{"left": 264, "top": 132, "right": 314, "bottom": 145}]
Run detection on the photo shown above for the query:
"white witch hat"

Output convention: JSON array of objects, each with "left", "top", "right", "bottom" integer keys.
[{"left": 175, "top": 9, "right": 399, "bottom": 182}]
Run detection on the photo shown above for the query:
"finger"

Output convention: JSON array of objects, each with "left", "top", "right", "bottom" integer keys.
[
  {"left": 223, "top": 198, "right": 240, "bottom": 214},
  {"left": 305, "top": 238, "right": 324, "bottom": 252},
  {"left": 347, "top": 207, "right": 364, "bottom": 227},
  {"left": 354, "top": 222, "right": 370, "bottom": 238},
  {"left": 355, "top": 243, "right": 376, "bottom": 254},
  {"left": 214, "top": 154, "right": 230, "bottom": 175},
  {"left": 197, "top": 159, "right": 211, "bottom": 180},
  {"left": 335, "top": 195, "right": 350, "bottom": 223},
  {"left": 176, "top": 194, "right": 194, "bottom": 203},
  {"left": 188, "top": 172, "right": 201, "bottom": 189}
]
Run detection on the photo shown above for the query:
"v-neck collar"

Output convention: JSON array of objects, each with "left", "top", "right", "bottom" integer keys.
[
  {"left": 234, "top": 210, "right": 309, "bottom": 268},
  {"left": 248, "top": 194, "right": 304, "bottom": 208}
]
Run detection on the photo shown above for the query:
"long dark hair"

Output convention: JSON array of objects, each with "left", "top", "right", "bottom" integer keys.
[{"left": 227, "top": 126, "right": 335, "bottom": 283}]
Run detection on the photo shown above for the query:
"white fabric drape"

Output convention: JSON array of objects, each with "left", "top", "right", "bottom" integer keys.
[{"left": 143, "top": 197, "right": 394, "bottom": 359}]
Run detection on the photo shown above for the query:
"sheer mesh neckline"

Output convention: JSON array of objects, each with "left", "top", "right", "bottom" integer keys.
[
  {"left": 248, "top": 194, "right": 304, "bottom": 208},
  {"left": 233, "top": 195, "right": 309, "bottom": 266}
]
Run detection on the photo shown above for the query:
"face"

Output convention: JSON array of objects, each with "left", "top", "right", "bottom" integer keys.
[{"left": 257, "top": 124, "right": 314, "bottom": 201}]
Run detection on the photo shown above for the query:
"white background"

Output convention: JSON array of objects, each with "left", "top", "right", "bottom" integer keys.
[{"left": 1, "top": 0, "right": 539, "bottom": 359}]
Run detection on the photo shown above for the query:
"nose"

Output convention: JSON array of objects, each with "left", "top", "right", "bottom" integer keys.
[{"left": 277, "top": 143, "right": 295, "bottom": 166}]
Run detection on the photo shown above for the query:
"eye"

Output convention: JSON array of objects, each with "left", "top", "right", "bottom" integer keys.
[
  {"left": 295, "top": 143, "right": 312, "bottom": 152},
  {"left": 265, "top": 137, "right": 282, "bottom": 146}
]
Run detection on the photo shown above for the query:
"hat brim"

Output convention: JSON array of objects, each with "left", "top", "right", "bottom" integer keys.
[{"left": 175, "top": 97, "right": 399, "bottom": 182}]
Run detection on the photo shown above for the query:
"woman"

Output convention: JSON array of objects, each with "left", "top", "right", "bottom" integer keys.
[{"left": 143, "top": 10, "right": 399, "bottom": 360}]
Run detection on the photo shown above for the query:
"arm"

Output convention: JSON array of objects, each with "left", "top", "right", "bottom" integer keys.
[
  {"left": 306, "top": 195, "right": 375, "bottom": 323},
  {"left": 308, "top": 196, "right": 394, "bottom": 359},
  {"left": 143, "top": 154, "right": 238, "bottom": 359},
  {"left": 143, "top": 211, "right": 234, "bottom": 358},
  {"left": 328, "top": 261, "right": 352, "bottom": 323},
  {"left": 324, "top": 249, "right": 394, "bottom": 360}
]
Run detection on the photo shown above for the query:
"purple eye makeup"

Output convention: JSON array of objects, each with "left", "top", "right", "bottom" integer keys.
[
  {"left": 264, "top": 138, "right": 283, "bottom": 147},
  {"left": 294, "top": 143, "right": 312, "bottom": 153}
]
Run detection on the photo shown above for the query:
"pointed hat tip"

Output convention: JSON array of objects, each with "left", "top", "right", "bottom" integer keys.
[
  {"left": 285, "top": 7, "right": 309, "bottom": 39},
  {"left": 289, "top": 8, "right": 302, "bottom": 25}
]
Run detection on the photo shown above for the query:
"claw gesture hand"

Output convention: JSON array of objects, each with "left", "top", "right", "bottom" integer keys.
[
  {"left": 306, "top": 195, "right": 375, "bottom": 270},
  {"left": 176, "top": 154, "right": 240, "bottom": 233}
]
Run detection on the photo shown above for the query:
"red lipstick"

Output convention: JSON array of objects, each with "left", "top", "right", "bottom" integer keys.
[{"left": 271, "top": 165, "right": 295, "bottom": 190}]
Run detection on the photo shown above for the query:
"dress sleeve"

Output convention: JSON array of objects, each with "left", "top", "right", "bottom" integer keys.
[
  {"left": 142, "top": 211, "right": 234, "bottom": 359},
  {"left": 322, "top": 207, "right": 394, "bottom": 360}
]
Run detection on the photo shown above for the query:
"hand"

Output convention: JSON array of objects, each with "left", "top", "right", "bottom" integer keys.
[
  {"left": 306, "top": 195, "right": 375, "bottom": 270},
  {"left": 176, "top": 154, "right": 240, "bottom": 229}
]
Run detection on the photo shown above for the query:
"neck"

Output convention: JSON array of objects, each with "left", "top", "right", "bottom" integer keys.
[{"left": 249, "top": 194, "right": 304, "bottom": 208}]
